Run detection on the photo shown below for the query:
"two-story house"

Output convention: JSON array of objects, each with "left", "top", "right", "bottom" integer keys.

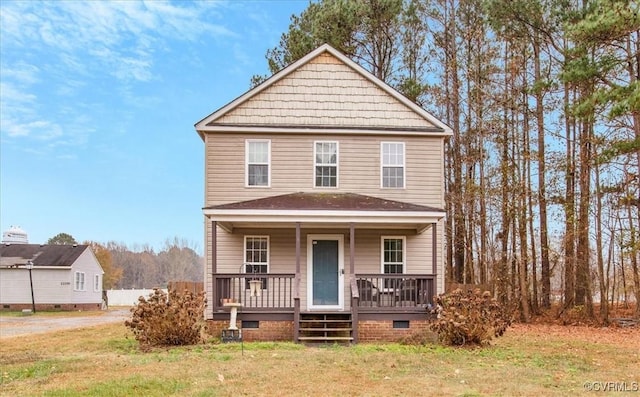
[{"left": 195, "top": 44, "right": 452, "bottom": 343}]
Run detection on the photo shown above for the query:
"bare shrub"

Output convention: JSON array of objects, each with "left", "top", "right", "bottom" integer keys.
[
  {"left": 430, "top": 289, "right": 513, "bottom": 346},
  {"left": 125, "top": 288, "right": 207, "bottom": 351}
]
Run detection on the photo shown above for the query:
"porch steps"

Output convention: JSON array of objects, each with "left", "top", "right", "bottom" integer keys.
[{"left": 298, "top": 312, "right": 353, "bottom": 345}]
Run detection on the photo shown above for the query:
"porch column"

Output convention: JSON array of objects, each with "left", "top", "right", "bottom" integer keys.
[
  {"left": 211, "top": 220, "right": 217, "bottom": 312},
  {"left": 350, "top": 222, "right": 358, "bottom": 344},
  {"left": 432, "top": 222, "right": 437, "bottom": 275},
  {"left": 295, "top": 222, "right": 301, "bottom": 294},
  {"left": 349, "top": 223, "right": 355, "bottom": 275},
  {"left": 294, "top": 222, "right": 301, "bottom": 343},
  {"left": 212, "top": 220, "right": 217, "bottom": 274}
]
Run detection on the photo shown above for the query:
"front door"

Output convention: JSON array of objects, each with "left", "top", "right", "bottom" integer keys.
[{"left": 307, "top": 235, "right": 344, "bottom": 310}]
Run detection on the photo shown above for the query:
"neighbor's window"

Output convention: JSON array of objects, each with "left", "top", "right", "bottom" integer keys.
[
  {"left": 314, "top": 141, "right": 338, "bottom": 187},
  {"left": 94, "top": 274, "right": 101, "bottom": 291},
  {"left": 245, "top": 236, "right": 269, "bottom": 289},
  {"left": 382, "top": 237, "right": 405, "bottom": 288},
  {"left": 74, "top": 271, "right": 86, "bottom": 291},
  {"left": 381, "top": 142, "right": 405, "bottom": 188},
  {"left": 246, "top": 140, "right": 270, "bottom": 187}
]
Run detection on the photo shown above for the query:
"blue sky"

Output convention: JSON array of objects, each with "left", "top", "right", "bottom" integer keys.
[{"left": 0, "top": 0, "right": 308, "bottom": 253}]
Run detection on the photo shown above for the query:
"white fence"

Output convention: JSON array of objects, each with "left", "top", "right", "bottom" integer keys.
[{"left": 106, "top": 289, "right": 167, "bottom": 307}]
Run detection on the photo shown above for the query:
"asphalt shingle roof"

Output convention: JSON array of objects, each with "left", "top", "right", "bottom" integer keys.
[
  {"left": 0, "top": 244, "right": 88, "bottom": 267},
  {"left": 204, "top": 192, "right": 444, "bottom": 213}
]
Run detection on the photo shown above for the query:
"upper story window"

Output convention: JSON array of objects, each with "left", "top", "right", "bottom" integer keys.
[
  {"left": 381, "top": 142, "right": 405, "bottom": 188},
  {"left": 246, "top": 140, "right": 270, "bottom": 187},
  {"left": 74, "top": 271, "right": 86, "bottom": 291},
  {"left": 314, "top": 141, "right": 338, "bottom": 187}
]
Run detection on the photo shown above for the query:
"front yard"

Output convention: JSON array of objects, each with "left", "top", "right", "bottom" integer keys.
[{"left": 0, "top": 320, "right": 638, "bottom": 396}]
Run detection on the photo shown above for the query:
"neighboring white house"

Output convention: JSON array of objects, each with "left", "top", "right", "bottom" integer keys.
[{"left": 0, "top": 244, "right": 105, "bottom": 311}]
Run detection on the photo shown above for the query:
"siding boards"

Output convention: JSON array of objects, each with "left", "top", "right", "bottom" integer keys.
[{"left": 205, "top": 134, "right": 444, "bottom": 207}]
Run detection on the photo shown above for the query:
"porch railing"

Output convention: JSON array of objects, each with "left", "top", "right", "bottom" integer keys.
[
  {"left": 213, "top": 273, "right": 295, "bottom": 312},
  {"left": 353, "top": 274, "right": 435, "bottom": 310},
  {"left": 212, "top": 273, "right": 434, "bottom": 312}
]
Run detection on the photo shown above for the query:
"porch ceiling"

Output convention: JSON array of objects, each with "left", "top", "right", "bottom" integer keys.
[{"left": 203, "top": 192, "right": 445, "bottom": 233}]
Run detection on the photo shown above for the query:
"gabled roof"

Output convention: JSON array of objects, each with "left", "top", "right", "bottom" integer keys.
[
  {"left": 0, "top": 244, "right": 89, "bottom": 268},
  {"left": 195, "top": 44, "right": 453, "bottom": 139}
]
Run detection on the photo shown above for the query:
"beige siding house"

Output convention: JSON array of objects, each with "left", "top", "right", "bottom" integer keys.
[{"left": 195, "top": 44, "right": 452, "bottom": 343}]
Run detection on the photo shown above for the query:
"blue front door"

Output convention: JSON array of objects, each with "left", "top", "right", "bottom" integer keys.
[{"left": 312, "top": 240, "right": 339, "bottom": 305}]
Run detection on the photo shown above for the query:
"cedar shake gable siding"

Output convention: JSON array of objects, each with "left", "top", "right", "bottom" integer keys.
[{"left": 196, "top": 44, "right": 453, "bottom": 136}]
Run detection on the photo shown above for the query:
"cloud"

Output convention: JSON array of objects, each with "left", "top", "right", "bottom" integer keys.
[
  {"left": 1, "top": 118, "right": 62, "bottom": 140},
  {"left": 0, "top": 0, "right": 235, "bottom": 152},
  {"left": 0, "top": 82, "right": 39, "bottom": 137},
  {"left": 1, "top": 1, "right": 234, "bottom": 82},
  {"left": 1, "top": 62, "right": 41, "bottom": 85}
]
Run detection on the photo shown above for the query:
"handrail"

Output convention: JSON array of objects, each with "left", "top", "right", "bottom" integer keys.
[
  {"left": 213, "top": 273, "right": 295, "bottom": 311},
  {"left": 354, "top": 274, "right": 435, "bottom": 308}
]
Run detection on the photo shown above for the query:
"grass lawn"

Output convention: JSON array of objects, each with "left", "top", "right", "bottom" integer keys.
[{"left": 1, "top": 321, "right": 638, "bottom": 396}]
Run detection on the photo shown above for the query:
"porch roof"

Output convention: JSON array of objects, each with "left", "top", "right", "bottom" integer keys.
[{"left": 203, "top": 192, "right": 445, "bottom": 233}]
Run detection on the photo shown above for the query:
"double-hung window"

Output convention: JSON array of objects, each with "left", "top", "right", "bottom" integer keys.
[
  {"left": 381, "top": 142, "right": 405, "bottom": 188},
  {"left": 244, "top": 236, "right": 269, "bottom": 289},
  {"left": 382, "top": 237, "right": 405, "bottom": 288},
  {"left": 94, "top": 274, "right": 101, "bottom": 292},
  {"left": 74, "top": 271, "right": 86, "bottom": 291},
  {"left": 246, "top": 140, "right": 270, "bottom": 187},
  {"left": 314, "top": 141, "right": 338, "bottom": 187}
]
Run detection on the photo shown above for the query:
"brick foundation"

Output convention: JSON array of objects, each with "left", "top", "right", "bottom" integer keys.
[
  {"left": 357, "top": 319, "right": 431, "bottom": 343},
  {"left": 207, "top": 320, "right": 294, "bottom": 342},
  {"left": 208, "top": 318, "right": 432, "bottom": 343}
]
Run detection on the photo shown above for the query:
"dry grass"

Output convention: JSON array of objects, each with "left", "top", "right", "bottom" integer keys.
[{"left": 1, "top": 322, "right": 639, "bottom": 396}]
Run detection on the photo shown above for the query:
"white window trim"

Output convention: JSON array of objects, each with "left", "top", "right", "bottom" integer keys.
[
  {"left": 380, "top": 141, "right": 406, "bottom": 189},
  {"left": 380, "top": 236, "right": 406, "bottom": 275},
  {"left": 94, "top": 274, "right": 101, "bottom": 292},
  {"left": 74, "top": 271, "right": 86, "bottom": 291},
  {"left": 313, "top": 140, "right": 339, "bottom": 188},
  {"left": 243, "top": 235, "right": 270, "bottom": 274},
  {"left": 245, "top": 139, "right": 271, "bottom": 188}
]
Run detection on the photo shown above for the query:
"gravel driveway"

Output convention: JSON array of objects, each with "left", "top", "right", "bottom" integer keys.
[{"left": 0, "top": 308, "right": 131, "bottom": 338}]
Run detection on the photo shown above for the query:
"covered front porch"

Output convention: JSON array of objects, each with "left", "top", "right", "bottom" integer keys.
[{"left": 206, "top": 193, "right": 444, "bottom": 343}]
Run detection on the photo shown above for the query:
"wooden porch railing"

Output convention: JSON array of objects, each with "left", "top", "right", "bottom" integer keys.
[
  {"left": 352, "top": 274, "right": 435, "bottom": 310},
  {"left": 212, "top": 273, "right": 434, "bottom": 312},
  {"left": 213, "top": 273, "right": 295, "bottom": 312}
]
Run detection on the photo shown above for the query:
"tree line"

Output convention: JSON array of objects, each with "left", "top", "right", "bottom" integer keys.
[
  {"left": 257, "top": 0, "right": 640, "bottom": 321},
  {"left": 47, "top": 233, "right": 203, "bottom": 289}
]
